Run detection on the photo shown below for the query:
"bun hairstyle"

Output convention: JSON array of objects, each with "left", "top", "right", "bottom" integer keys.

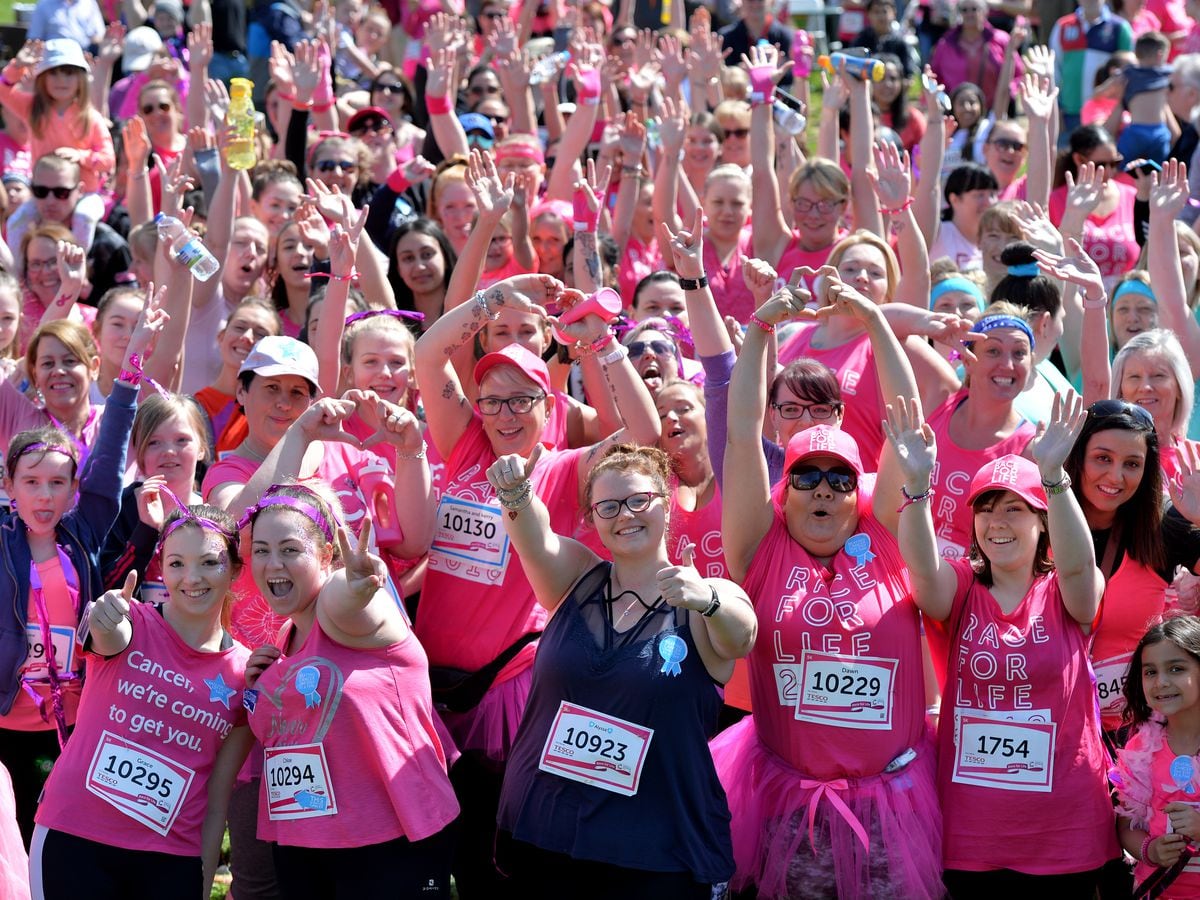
[
  {"left": 991, "top": 242, "right": 1062, "bottom": 316},
  {"left": 585, "top": 444, "right": 672, "bottom": 512}
]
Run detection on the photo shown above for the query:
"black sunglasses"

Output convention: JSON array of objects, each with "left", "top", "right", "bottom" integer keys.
[
  {"left": 32, "top": 184, "right": 76, "bottom": 199},
  {"left": 316, "top": 159, "right": 358, "bottom": 173},
  {"left": 141, "top": 101, "right": 173, "bottom": 115},
  {"left": 724, "top": 128, "right": 750, "bottom": 139},
  {"left": 1089, "top": 399, "right": 1155, "bottom": 428},
  {"left": 376, "top": 82, "right": 406, "bottom": 95},
  {"left": 628, "top": 340, "right": 674, "bottom": 356},
  {"left": 788, "top": 465, "right": 858, "bottom": 493}
]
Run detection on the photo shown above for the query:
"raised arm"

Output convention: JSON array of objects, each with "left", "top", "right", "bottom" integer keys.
[
  {"left": 1034, "top": 239, "right": 1111, "bottom": 405},
  {"left": 1031, "top": 391, "right": 1102, "bottom": 625},
  {"left": 652, "top": 97, "right": 689, "bottom": 236},
  {"left": 318, "top": 520, "right": 411, "bottom": 641},
  {"left": 1055, "top": 162, "right": 1105, "bottom": 378},
  {"left": 747, "top": 44, "right": 792, "bottom": 263},
  {"left": 1020, "top": 73, "right": 1058, "bottom": 211},
  {"left": 313, "top": 207, "right": 369, "bottom": 395},
  {"left": 913, "top": 68, "right": 948, "bottom": 248},
  {"left": 544, "top": 44, "right": 603, "bottom": 202},
  {"left": 1147, "top": 160, "right": 1200, "bottom": 373},
  {"left": 425, "top": 46, "right": 470, "bottom": 160},
  {"left": 871, "top": 143, "right": 929, "bottom": 307},
  {"left": 846, "top": 61, "right": 883, "bottom": 238},
  {"left": 187, "top": 23, "right": 214, "bottom": 133}
]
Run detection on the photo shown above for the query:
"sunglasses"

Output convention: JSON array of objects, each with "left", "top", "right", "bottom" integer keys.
[
  {"left": 628, "top": 340, "right": 674, "bottom": 356},
  {"left": 989, "top": 137, "right": 1026, "bottom": 152},
  {"left": 590, "top": 491, "right": 665, "bottom": 519},
  {"left": 351, "top": 120, "right": 391, "bottom": 136},
  {"left": 32, "top": 184, "right": 76, "bottom": 199},
  {"left": 788, "top": 465, "right": 858, "bottom": 493},
  {"left": 1089, "top": 399, "right": 1155, "bottom": 427},
  {"left": 376, "top": 82, "right": 406, "bottom": 95},
  {"left": 723, "top": 128, "right": 750, "bottom": 139},
  {"left": 141, "top": 101, "right": 173, "bottom": 115},
  {"left": 316, "top": 159, "right": 358, "bottom": 173}
]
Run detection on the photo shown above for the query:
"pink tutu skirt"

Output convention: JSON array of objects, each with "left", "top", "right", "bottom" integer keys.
[
  {"left": 441, "top": 666, "right": 532, "bottom": 763},
  {"left": 710, "top": 718, "right": 943, "bottom": 900}
]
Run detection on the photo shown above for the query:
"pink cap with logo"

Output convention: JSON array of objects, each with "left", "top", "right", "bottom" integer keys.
[
  {"left": 473, "top": 343, "right": 552, "bottom": 395},
  {"left": 966, "top": 454, "right": 1048, "bottom": 511},
  {"left": 782, "top": 425, "right": 864, "bottom": 476}
]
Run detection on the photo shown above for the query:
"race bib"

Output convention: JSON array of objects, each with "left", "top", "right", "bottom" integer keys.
[
  {"left": 85, "top": 732, "right": 195, "bottom": 835},
  {"left": 264, "top": 743, "right": 337, "bottom": 820},
  {"left": 795, "top": 651, "right": 897, "bottom": 730},
  {"left": 428, "top": 495, "right": 511, "bottom": 586},
  {"left": 1093, "top": 653, "right": 1132, "bottom": 716},
  {"left": 953, "top": 710, "right": 1056, "bottom": 792},
  {"left": 773, "top": 663, "right": 803, "bottom": 706},
  {"left": 538, "top": 702, "right": 653, "bottom": 797},
  {"left": 23, "top": 624, "right": 75, "bottom": 675}
]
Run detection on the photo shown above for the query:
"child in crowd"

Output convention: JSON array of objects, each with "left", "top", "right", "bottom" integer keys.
[{"left": 1118, "top": 31, "right": 1177, "bottom": 163}]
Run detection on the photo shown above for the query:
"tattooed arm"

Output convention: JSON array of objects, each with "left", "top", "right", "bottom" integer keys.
[{"left": 414, "top": 274, "right": 565, "bottom": 459}]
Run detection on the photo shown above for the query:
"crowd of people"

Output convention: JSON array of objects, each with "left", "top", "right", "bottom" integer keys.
[{"left": 1, "top": 0, "right": 1200, "bottom": 896}]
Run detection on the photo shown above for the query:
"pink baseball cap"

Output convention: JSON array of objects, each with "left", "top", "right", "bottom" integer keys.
[
  {"left": 473, "top": 343, "right": 552, "bottom": 395},
  {"left": 782, "top": 425, "right": 863, "bottom": 476},
  {"left": 966, "top": 454, "right": 1048, "bottom": 511}
]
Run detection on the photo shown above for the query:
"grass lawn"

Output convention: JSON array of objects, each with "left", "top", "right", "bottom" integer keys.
[{"left": 0, "top": 0, "right": 14, "bottom": 26}]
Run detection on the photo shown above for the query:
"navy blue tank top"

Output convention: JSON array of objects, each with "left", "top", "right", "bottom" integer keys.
[{"left": 497, "top": 562, "right": 734, "bottom": 884}]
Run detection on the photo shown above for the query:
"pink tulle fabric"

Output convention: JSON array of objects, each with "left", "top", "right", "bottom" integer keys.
[
  {"left": 1112, "top": 716, "right": 1167, "bottom": 831},
  {"left": 0, "top": 763, "right": 29, "bottom": 900},
  {"left": 711, "top": 718, "right": 942, "bottom": 900},
  {"left": 440, "top": 667, "right": 532, "bottom": 762}
]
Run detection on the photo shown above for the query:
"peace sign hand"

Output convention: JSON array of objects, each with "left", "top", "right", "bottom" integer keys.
[{"left": 336, "top": 518, "right": 388, "bottom": 603}]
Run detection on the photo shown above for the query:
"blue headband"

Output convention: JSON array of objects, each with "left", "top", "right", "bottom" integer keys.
[
  {"left": 1112, "top": 278, "right": 1156, "bottom": 304},
  {"left": 971, "top": 314, "right": 1036, "bottom": 351},
  {"left": 1006, "top": 262, "right": 1041, "bottom": 277},
  {"left": 929, "top": 277, "right": 986, "bottom": 312}
]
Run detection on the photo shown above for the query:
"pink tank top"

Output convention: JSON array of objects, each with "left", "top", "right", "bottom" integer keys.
[
  {"left": 618, "top": 236, "right": 664, "bottom": 308},
  {"left": 248, "top": 617, "right": 458, "bottom": 847},
  {"left": 773, "top": 232, "right": 839, "bottom": 291},
  {"left": 925, "top": 391, "right": 1037, "bottom": 560},
  {"left": 418, "top": 417, "right": 585, "bottom": 684},
  {"left": 778, "top": 327, "right": 887, "bottom": 470},
  {"left": 742, "top": 510, "right": 926, "bottom": 779},
  {"left": 669, "top": 481, "right": 726, "bottom": 580},
  {"left": 928, "top": 562, "right": 1119, "bottom": 873},
  {"left": 704, "top": 228, "right": 756, "bottom": 324},
  {"left": 36, "top": 602, "right": 250, "bottom": 854}
]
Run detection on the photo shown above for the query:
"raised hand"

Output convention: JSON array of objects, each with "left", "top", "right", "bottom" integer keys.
[
  {"left": 126, "top": 282, "right": 170, "bottom": 361},
  {"left": 1029, "top": 390, "right": 1087, "bottom": 479},
  {"left": 742, "top": 257, "right": 779, "bottom": 305},
  {"left": 335, "top": 518, "right": 388, "bottom": 602},
  {"left": 1149, "top": 158, "right": 1190, "bottom": 219},
  {"left": 687, "top": 28, "right": 726, "bottom": 83},
  {"left": 658, "top": 208, "right": 705, "bottom": 278},
  {"left": 268, "top": 40, "right": 296, "bottom": 96},
  {"left": 1063, "top": 162, "right": 1104, "bottom": 219},
  {"left": 883, "top": 395, "right": 936, "bottom": 489},
  {"left": 56, "top": 240, "right": 86, "bottom": 300},
  {"left": 466, "top": 149, "right": 514, "bottom": 221},
  {"left": 655, "top": 97, "right": 686, "bottom": 157},
  {"left": 327, "top": 205, "right": 367, "bottom": 276},
  {"left": 12, "top": 40, "right": 44, "bottom": 76},
  {"left": 122, "top": 116, "right": 152, "bottom": 172},
  {"left": 204, "top": 78, "right": 231, "bottom": 128},
  {"left": 426, "top": 45, "right": 457, "bottom": 100},
  {"left": 293, "top": 39, "right": 325, "bottom": 107},
  {"left": 305, "top": 177, "right": 354, "bottom": 225},
  {"left": 1033, "top": 238, "right": 1105, "bottom": 304},
  {"left": 657, "top": 539, "right": 711, "bottom": 611},
  {"left": 98, "top": 22, "right": 125, "bottom": 68},
  {"left": 870, "top": 142, "right": 912, "bottom": 212},
  {"left": 1019, "top": 73, "right": 1058, "bottom": 122},
  {"left": 358, "top": 396, "right": 425, "bottom": 455},
  {"left": 658, "top": 32, "right": 689, "bottom": 86},
  {"left": 92, "top": 571, "right": 136, "bottom": 636},
  {"left": 187, "top": 21, "right": 213, "bottom": 70},
  {"left": 295, "top": 397, "right": 363, "bottom": 447},
  {"left": 1011, "top": 200, "right": 1063, "bottom": 255},
  {"left": 1023, "top": 44, "right": 1055, "bottom": 80},
  {"left": 617, "top": 110, "right": 649, "bottom": 164},
  {"left": 487, "top": 442, "right": 544, "bottom": 493},
  {"left": 294, "top": 197, "right": 332, "bottom": 254},
  {"left": 1169, "top": 442, "right": 1200, "bottom": 526}
]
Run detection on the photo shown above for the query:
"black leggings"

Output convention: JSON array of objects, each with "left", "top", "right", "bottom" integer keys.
[
  {"left": 944, "top": 866, "right": 1104, "bottom": 900},
  {"left": 0, "top": 727, "right": 61, "bottom": 846},
  {"left": 31, "top": 826, "right": 202, "bottom": 900},
  {"left": 271, "top": 820, "right": 457, "bottom": 900}
]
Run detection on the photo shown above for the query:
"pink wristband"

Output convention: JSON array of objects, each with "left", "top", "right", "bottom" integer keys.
[
  {"left": 573, "top": 185, "right": 599, "bottom": 232},
  {"left": 576, "top": 68, "right": 602, "bottom": 103},
  {"left": 1141, "top": 835, "right": 1154, "bottom": 865},
  {"left": 426, "top": 93, "right": 453, "bottom": 115},
  {"left": 387, "top": 166, "right": 412, "bottom": 194},
  {"left": 748, "top": 65, "right": 776, "bottom": 106}
]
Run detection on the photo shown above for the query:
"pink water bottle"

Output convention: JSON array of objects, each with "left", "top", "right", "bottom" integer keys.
[
  {"left": 794, "top": 30, "right": 813, "bottom": 79},
  {"left": 356, "top": 458, "right": 405, "bottom": 550}
]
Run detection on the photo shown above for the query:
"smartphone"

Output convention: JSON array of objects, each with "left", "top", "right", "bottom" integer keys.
[{"left": 1125, "top": 159, "right": 1162, "bottom": 177}]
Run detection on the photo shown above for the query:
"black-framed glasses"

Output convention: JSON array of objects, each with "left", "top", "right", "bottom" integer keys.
[
  {"left": 788, "top": 465, "right": 858, "bottom": 493},
  {"left": 316, "top": 159, "right": 358, "bottom": 173},
  {"left": 628, "top": 340, "right": 674, "bottom": 356},
  {"left": 793, "top": 197, "right": 846, "bottom": 214},
  {"left": 1089, "top": 399, "right": 1155, "bottom": 428},
  {"left": 32, "top": 184, "right": 75, "bottom": 199},
  {"left": 989, "top": 137, "right": 1026, "bottom": 152},
  {"left": 723, "top": 128, "right": 750, "bottom": 139},
  {"left": 141, "top": 101, "right": 173, "bottom": 115},
  {"left": 477, "top": 394, "right": 545, "bottom": 415},
  {"left": 772, "top": 400, "right": 841, "bottom": 421},
  {"left": 590, "top": 491, "right": 665, "bottom": 519}
]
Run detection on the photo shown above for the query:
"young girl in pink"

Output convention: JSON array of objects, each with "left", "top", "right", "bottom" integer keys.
[
  {"left": 31, "top": 504, "right": 253, "bottom": 899},
  {"left": 1114, "top": 616, "right": 1200, "bottom": 897},
  {"left": 0, "top": 39, "right": 115, "bottom": 256}
]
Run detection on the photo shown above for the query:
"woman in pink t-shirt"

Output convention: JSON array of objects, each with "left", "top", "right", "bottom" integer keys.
[
  {"left": 242, "top": 483, "right": 459, "bottom": 896},
  {"left": 32, "top": 505, "right": 253, "bottom": 899},
  {"left": 886, "top": 394, "right": 1119, "bottom": 894}
]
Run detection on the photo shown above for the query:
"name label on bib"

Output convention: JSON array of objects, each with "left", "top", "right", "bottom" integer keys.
[
  {"left": 538, "top": 701, "right": 653, "bottom": 797},
  {"left": 264, "top": 743, "right": 337, "bottom": 820},
  {"left": 85, "top": 732, "right": 195, "bottom": 835},
  {"left": 428, "top": 495, "right": 512, "bottom": 586},
  {"left": 795, "top": 651, "right": 897, "bottom": 730},
  {"left": 953, "top": 710, "right": 1056, "bottom": 793}
]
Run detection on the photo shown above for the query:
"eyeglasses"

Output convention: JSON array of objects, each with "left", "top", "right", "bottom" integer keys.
[
  {"left": 316, "top": 159, "right": 358, "bottom": 173},
  {"left": 477, "top": 393, "right": 544, "bottom": 415},
  {"left": 793, "top": 197, "right": 846, "bottom": 215},
  {"left": 141, "top": 101, "right": 173, "bottom": 115},
  {"left": 788, "top": 465, "right": 858, "bottom": 493},
  {"left": 376, "top": 82, "right": 406, "bottom": 95},
  {"left": 628, "top": 340, "right": 675, "bottom": 356},
  {"left": 723, "top": 128, "right": 750, "bottom": 139},
  {"left": 590, "top": 491, "right": 665, "bottom": 519},
  {"left": 989, "top": 137, "right": 1026, "bottom": 152},
  {"left": 1089, "top": 155, "right": 1124, "bottom": 168},
  {"left": 1089, "top": 399, "right": 1155, "bottom": 428},
  {"left": 32, "top": 184, "right": 76, "bottom": 199},
  {"left": 772, "top": 400, "right": 841, "bottom": 420},
  {"left": 26, "top": 258, "right": 57, "bottom": 273},
  {"left": 350, "top": 120, "right": 391, "bottom": 136}
]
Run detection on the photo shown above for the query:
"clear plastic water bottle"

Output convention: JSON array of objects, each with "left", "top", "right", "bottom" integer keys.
[
  {"left": 529, "top": 51, "right": 570, "bottom": 86},
  {"left": 155, "top": 213, "right": 220, "bottom": 282},
  {"left": 645, "top": 117, "right": 661, "bottom": 150},
  {"left": 773, "top": 101, "right": 807, "bottom": 135}
]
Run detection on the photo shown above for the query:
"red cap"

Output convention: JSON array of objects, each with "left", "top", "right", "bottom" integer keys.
[
  {"left": 473, "top": 343, "right": 552, "bottom": 395},
  {"left": 782, "top": 425, "right": 863, "bottom": 476},
  {"left": 347, "top": 106, "right": 391, "bottom": 132},
  {"left": 966, "top": 454, "right": 1048, "bottom": 511}
]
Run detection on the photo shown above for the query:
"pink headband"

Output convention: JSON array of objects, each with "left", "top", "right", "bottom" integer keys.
[
  {"left": 495, "top": 142, "right": 545, "bottom": 165},
  {"left": 237, "top": 487, "right": 335, "bottom": 541},
  {"left": 155, "top": 485, "right": 236, "bottom": 556},
  {"left": 14, "top": 442, "right": 75, "bottom": 465}
]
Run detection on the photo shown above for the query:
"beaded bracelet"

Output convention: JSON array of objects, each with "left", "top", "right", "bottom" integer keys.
[
  {"left": 881, "top": 197, "right": 915, "bottom": 215},
  {"left": 749, "top": 314, "right": 776, "bottom": 334},
  {"left": 1041, "top": 472, "right": 1072, "bottom": 496},
  {"left": 395, "top": 441, "right": 427, "bottom": 460},
  {"left": 1141, "top": 835, "right": 1154, "bottom": 865},
  {"left": 896, "top": 484, "right": 935, "bottom": 514}
]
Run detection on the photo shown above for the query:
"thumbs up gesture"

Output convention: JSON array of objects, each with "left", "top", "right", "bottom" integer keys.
[
  {"left": 656, "top": 539, "right": 710, "bottom": 611},
  {"left": 487, "top": 443, "right": 544, "bottom": 494},
  {"left": 93, "top": 571, "right": 136, "bottom": 635}
]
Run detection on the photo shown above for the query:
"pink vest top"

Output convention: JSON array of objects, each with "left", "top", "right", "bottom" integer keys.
[
  {"left": 36, "top": 603, "right": 250, "bottom": 855},
  {"left": 928, "top": 562, "right": 1119, "bottom": 873},
  {"left": 418, "top": 416, "right": 585, "bottom": 683},
  {"left": 778, "top": 327, "right": 887, "bottom": 470},
  {"left": 618, "top": 236, "right": 664, "bottom": 308},
  {"left": 704, "top": 227, "right": 756, "bottom": 325},
  {"left": 669, "top": 481, "right": 727, "bottom": 580},
  {"left": 248, "top": 617, "right": 458, "bottom": 847},
  {"left": 773, "top": 232, "right": 838, "bottom": 291},
  {"left": 925, "top": 391, "right": 1037, "bottom": 561},
  {"left": 742, "top": 511, "right": 926, "bottom": 779}
]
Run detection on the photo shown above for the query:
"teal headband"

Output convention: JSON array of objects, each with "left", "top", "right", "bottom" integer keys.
[
  {"left": 929, "top": 277, "right": 987, "bottom": 312},
  {"left": 1112, "top": 279, "right": 1156, "bottom": 304},
  {"left": 1006, "top": 262, "right": 1041, "bottom": 277}
]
